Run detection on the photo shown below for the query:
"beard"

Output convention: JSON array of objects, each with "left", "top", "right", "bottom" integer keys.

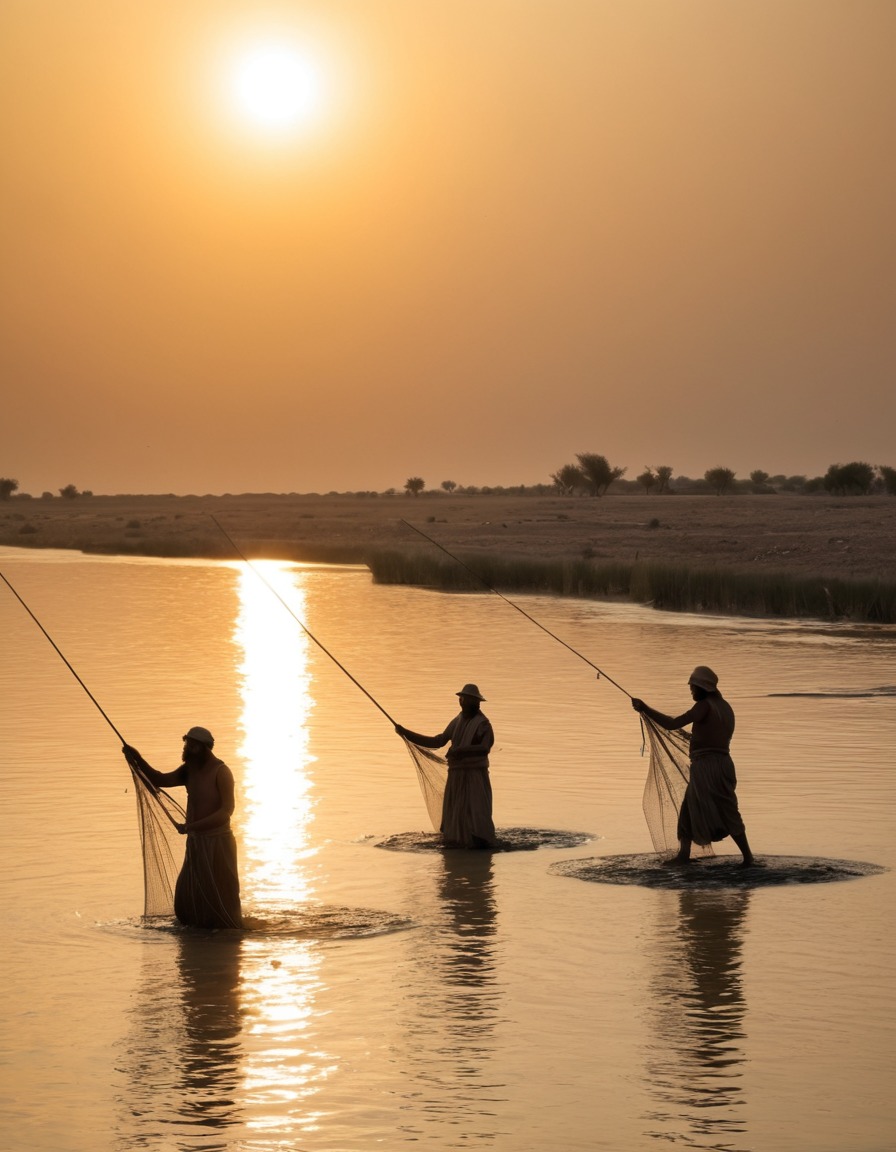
[
  {"left": 182, "top": 745, "right": 208, "bottom": 766},
  {"left": 460, "top": 701, "right": 481, "bottom": 718}
]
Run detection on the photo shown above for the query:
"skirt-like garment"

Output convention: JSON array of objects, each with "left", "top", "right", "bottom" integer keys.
[
  {"left": 677, "top": 752, "right": 746, "bottom": 847},
  {"left": 441, "top": 766, "right": 498, "bottom": 849},
  {"left": 175, "top": 826, "right": 243, "bottom": 929}
]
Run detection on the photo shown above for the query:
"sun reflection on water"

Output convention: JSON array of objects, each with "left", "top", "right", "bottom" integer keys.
[
  {"left": 231, "top": 562, "right": 338, "bottom": 1137},
  {"left": 233, "top": 560, "right": 318, "bottom": 906},
  {"left": 239, "top": 937, "right": 336, "bottom": 1138}
]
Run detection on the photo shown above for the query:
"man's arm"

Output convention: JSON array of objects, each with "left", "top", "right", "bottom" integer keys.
[
  {"left": 395, "top": 724, "right": 451, "bottom": 749},
  {"left": 631, "top": 701, "right": 701, "bottom": 731},
  {"left": 122, "top": 745, "right": 185, "bottom": 788}
]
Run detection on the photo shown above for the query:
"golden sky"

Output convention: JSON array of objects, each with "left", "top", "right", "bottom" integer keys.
[{"left": 1, "top": 1, "right": 894, "bottom": 495}]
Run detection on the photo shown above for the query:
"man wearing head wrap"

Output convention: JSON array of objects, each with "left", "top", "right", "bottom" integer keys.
[
  {"left": 396, "top": 684, "right": 498, "bottom": 849},
  {"left": 631, "top": 667, "right": 754, "bottom": 867},
  {"left": 122, "top": 727, "right": 243, "bottom": 927}
]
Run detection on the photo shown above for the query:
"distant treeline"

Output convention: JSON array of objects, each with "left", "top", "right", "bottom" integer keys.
[
  {"left": 2, "top": 460, "right": 895, "bottom": 502},
  {"left": 398, "top": 460, "right": 895, "bottom": 499},
  {"left": 545, "top": 457, "right": 895, "bottom": 498}
]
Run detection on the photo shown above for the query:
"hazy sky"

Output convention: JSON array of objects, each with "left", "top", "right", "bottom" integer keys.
[{"left": 2, "top": 1, "right": 894, "bottom": 495}]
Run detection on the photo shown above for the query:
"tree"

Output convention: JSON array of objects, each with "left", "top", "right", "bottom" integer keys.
[
  {"left": 576, "top": 453, "right": 626, "bottom": 497},
  {"left": 770, "top": 473, "right": 807, "bottom": 492},
  {"left": 0, "top": 477, "right": 18, "bottom": 500},
  {"left": 404, "top": 477, "right": 425, "bottom": 497},
  {"left": 654, "top": 465, "right": 674, "bottom": 494},
  {"left": 636, "top": 468, "right": 656, "bottom": 494},
  {"left": 440, "top": 480, "right": 457, "bottom": 493},
  {"left": 551, "top": 463, "right": 584, "bottom": 495},
  {"left": 823, "top": 462, "right": 875, "bottom": 495},
  {"left": 749, "top": 469, "right": 773, "bottom": 494},
  {"left": 704, "top": 467, "right": 736, "bottom": 495},
  {"left": 879, "top": 465, "right": 896, "bottom": 496},
  {"left": 59, "top": 483, "right": 81, "bottom": 499}
]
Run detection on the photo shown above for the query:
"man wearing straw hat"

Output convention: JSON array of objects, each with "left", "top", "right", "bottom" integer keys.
[
  {"left": 631, "top": 666, "right": 754, "bottom": 867},
  {"left": 396, "top": 684, "right": 498, "bottom": 849}
]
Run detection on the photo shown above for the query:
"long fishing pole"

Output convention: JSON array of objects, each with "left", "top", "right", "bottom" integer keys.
[
  {"left": 2, "top": 568, "right": 128, "bottom": 739},
  {"left": 0, "top": 568, "right": 181, "bottom": 823},
  {"left": 209, "top": 516, "right": 398, "bottom": 726},
  {"left": 399, "top": 519, "right": 632, "bottom": 698}
]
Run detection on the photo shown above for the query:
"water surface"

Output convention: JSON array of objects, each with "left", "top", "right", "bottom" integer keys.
[{"left": 0, "top": 546, "right": 893, "bottom": 1151}]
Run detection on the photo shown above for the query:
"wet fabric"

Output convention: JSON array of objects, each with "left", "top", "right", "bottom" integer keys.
[
  {"left": 677, "top": 752, "right": 746, "bottom": 847},
  {"left": 174, "top": 825, "right": 243, "bottom": 930},
  {"left": 441, "top": 763, "right": 498, "bottom": 848}
]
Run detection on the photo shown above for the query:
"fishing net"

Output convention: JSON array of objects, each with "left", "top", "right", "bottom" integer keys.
[
  {"left": 639, "top": 714, "right": 713, "bottom": 857},
  {"left": 126, "top": 758, "right": 186, "bottom": 918},
  {"left": 399, "top": 735, "right": 448, "bottom": 831}
]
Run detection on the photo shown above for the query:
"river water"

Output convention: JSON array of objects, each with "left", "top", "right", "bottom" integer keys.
[{"left": 0, "top": 546, "right": 893, "bottom": 1152}]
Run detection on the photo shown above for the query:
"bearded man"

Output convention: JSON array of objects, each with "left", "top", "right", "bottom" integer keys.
[{"left": 123, "top": 726, "right": 243, "bottom": 928}]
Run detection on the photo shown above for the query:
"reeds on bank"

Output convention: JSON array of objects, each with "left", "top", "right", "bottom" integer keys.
[{"left": 367, "top": 549, "right": 896, "bottom": 624}]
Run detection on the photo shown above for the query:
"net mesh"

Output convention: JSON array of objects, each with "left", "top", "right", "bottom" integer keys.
[
  {"left": 127, "top": 718, "right": 702, "bottom": 912},
  {"left": 639, "top": 714, "right": 713, "bottom": 856},
  {"left": 128, "top": 764, "right": 185, "bottom": 918},
  {"left": 399, "top": 735, "right": 448, "bottom": 831}
]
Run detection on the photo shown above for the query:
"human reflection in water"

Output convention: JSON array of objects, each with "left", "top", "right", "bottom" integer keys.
[
  {"left": 643, "top": 889, "right": 751, "bottom": 1150},
  {"left": 398, "top": 851, "right": 503, "bottom": 1142},
  {"left": 120, "top": 933, "right": 244, "bottom": 1146},
  {"left": 437, "top": 851, "right": 500, "bottom": 1028}
]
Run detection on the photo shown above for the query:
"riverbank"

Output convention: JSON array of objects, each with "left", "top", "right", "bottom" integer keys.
[{"left": 2, "top": 492, "right": 894, "bottom": 621}]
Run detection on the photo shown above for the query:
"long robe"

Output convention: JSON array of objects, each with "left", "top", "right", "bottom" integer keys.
[
  {"left": 404, "top": 710, "right": 498, "bottom": 849},
  {"left": 678, "top": 751, "right": 746, "bottom": 846},
  {"left": 644, "top": 693, "right": 747, "bottom": 848},
  {"left": 175, "top": 824, "right": 243, "bottom": 929}
]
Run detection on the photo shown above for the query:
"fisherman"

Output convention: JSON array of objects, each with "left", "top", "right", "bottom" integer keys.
[
  {"left": 631, "top": 666, "right": 754, "bottom": 867},
  {"left": 396, "top": 684, "right": 498, "bottom": 849},
  {"left": 122, "top": 727, "right": 243, "bottom": 928}
]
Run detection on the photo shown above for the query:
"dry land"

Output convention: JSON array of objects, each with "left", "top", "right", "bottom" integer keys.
[{"left": 2, "top": 492, "right": 895, "bottom": 621}]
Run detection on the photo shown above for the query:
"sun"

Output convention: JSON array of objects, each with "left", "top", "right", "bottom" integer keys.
[{"left": 227, "top": 38, "right": 325, "bottom": 137}]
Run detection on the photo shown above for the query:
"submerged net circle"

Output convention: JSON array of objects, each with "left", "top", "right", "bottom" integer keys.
[
  {"left": 373, "top": 827, "right": 596, "bottom": 853},
  {"left": 550, "top": 853, "right": 887, "bottom": 889}
]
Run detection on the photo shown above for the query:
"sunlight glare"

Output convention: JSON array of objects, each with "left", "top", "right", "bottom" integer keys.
[
  {"left": 228, "top": 38, "right": 325, "bottom": 137},
  {"left": 234, "top": 561, "right": 318, "bottom": 905},
  {"left": 240, "top": 938, "right": 335, "bottom": 1132}
]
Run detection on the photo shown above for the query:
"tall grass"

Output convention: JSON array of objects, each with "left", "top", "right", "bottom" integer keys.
[{"left": 367, "top": 550, "right": 896, "bottom": 624}]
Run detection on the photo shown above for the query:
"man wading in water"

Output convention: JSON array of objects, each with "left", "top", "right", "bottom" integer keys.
[
  {"left": 631, "top": 666, "right": 754, "bottom": 867},
  {"left": 123, "top": 726, "right": 243, "bottom": 928},
  {"left": 396, "top": 684, "right": 498, "bottom": 849}
]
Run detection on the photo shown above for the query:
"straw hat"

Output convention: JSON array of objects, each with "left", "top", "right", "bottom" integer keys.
[
  {"left": 688, "top": 666, "right": 718, "bottom": 692},
  {"left": 456, "top": 683, "right": 486, "bottom": 701},
  {"left": 183, "top": 725, "right": 215, "bottom": 747}
]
